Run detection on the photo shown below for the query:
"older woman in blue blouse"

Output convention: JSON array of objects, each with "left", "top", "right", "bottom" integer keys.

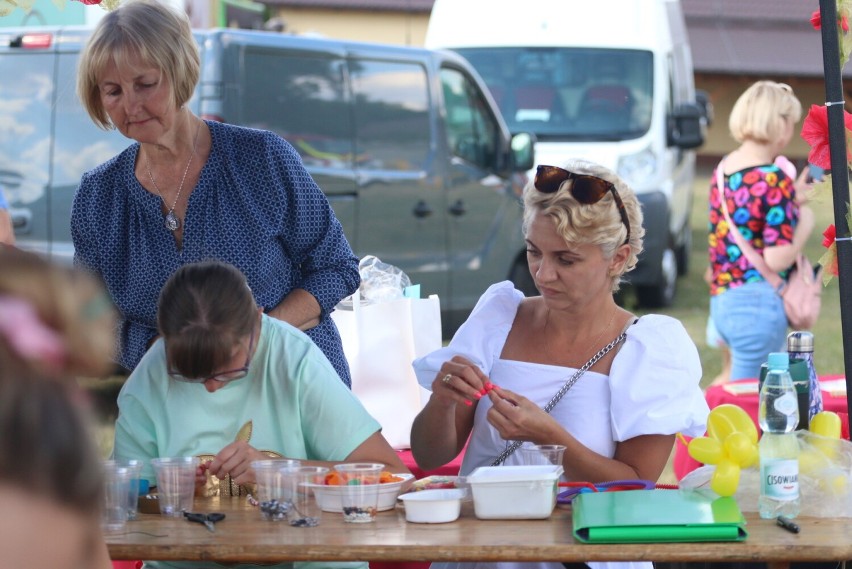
[{"left": 71, "top": 0, "right": 359, "bottom": 384}]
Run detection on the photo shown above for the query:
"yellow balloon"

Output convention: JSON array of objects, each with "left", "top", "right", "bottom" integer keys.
[
  {"left": 799, "top": 449, "right": 830, "bottom": 477},
  {"left": 707, "top": 404, "right": 758, "bottom": 444},
  {"left": 821, "top": 473, "right": 848, "bottom": 496},
  {"left": 688, "top": 436, "right": 724, "bottom": 464},
  {"left": 723, "top": 432, "right": 758, "bottom": 468},
  {"left": 810, "top": 411, "right": 842, "bottom": 439},
  {"left": 711, "top": 458, "right": 741, "bottom": 497}
]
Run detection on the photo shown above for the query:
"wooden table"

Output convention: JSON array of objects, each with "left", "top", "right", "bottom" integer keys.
[{"left": 106, "top": 496, "right": 852, "bottom": 568}]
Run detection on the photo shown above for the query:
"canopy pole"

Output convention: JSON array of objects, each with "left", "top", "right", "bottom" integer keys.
[{"left": 818, "top": 0, "right": 852, "bottom": 435}]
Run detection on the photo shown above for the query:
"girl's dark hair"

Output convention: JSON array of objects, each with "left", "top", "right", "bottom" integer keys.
[
  {"left": 0, "top": 371, "right": 104, "bottom": 517},
  {"left": 157, "top": 261, "right": 257, "bottom": 379}
]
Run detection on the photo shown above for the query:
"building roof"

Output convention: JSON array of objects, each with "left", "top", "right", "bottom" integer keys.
[
  {"left": 260, "top": 0, "right": 434, "bottom": 12},
  {"left": 260, "top": 0, "right": 845, "bottom": 76},
  {"left": 682, "top": 0, "right": 841, "bottom": 77}
]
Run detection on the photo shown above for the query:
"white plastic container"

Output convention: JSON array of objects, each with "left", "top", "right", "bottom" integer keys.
[
  {"left": 398, "top": 488, "right": 467, "bottom": 523},
  {"left": 466, "top": 465, "right": 563, "bottom": 520}
]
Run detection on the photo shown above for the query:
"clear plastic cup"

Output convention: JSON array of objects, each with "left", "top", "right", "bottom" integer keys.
[
  {"left": 281, "top": 466, "right": 327, "bottom": 527},
  {"left": 102, "top": 461, "right": 134, "bottom": 532},
  {"left": 518, "top": 444, "right": 566, "bottom": 466},
  {"left": 253, "top": 459, "right": 301, "bottom": 521},
  {"left": 108, "top": 459, "right": 143, "bottom": 521},
  {"left": 150, "top": 457, "right": 199, "bottom": 517},
  {"left": 334, "top": 463, "right": 384, "bottom": 523}
]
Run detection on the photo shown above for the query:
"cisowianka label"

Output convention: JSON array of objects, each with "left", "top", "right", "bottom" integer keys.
[
  {"left": 760, "top": 458, "right": 799, "bottom": 501},
  {"left": 773, "top": 392, "right": 798, "bottom": 416}
]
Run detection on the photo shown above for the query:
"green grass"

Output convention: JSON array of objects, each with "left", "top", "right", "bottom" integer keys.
[{"left": 625, "top": 164, "right": 844, "bottom": 388}]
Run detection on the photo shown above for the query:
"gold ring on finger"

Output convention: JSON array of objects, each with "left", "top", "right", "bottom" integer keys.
[{"left": 442, "top": 373, "right": 452, "bottom": 384}]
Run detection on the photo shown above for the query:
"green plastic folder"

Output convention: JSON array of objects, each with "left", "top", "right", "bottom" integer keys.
[{"left": 572, "top": 489, "right": 748, "bottom": 543}]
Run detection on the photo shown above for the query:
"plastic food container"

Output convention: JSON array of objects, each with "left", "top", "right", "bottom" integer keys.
[
  {"left": 398, "top": 488, "right": 467, "bottom": 523},
  {"left": 410, "top": 475, "right": 461, "bottom": 492},
  {"left": 466, "top": 465, "right": 563, "bottom": 519},
  {"left": 305, "top": 473, "right": 414, "bottom": 513}
]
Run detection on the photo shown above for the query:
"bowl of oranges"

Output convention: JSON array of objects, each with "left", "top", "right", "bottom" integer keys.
[{"left": 305, "top": 467, "right": 414, "bottom": 513}]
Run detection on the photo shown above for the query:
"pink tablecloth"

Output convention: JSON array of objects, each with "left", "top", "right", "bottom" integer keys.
[
  {"left": 673, "top": 376, "right": 849, "bottom": 480},
  {"left": 396, "top": 448, "right": 464, "bottom": 479}
]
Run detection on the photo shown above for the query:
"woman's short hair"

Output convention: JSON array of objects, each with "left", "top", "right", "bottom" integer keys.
[
  {"left": 158, "top": 261, "right": 257, "bottom": 380},
  {"left": 522, "top": 159, "right": 645, "bottom": 292},
  {"left": 77, "top": 0, "right": 200, "bottom": 130},
  {"left": 728, "top": 81, "right": 802, "bottom": 144}
]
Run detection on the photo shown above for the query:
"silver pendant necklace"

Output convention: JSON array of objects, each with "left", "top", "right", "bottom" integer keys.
[{"left": 144, "top": 121, "right": 202, "bottom": 232}]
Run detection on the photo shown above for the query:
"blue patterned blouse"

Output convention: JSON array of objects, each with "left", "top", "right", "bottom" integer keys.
[{"left": 71, "top": 120, "right": 359, "bottom": 386}]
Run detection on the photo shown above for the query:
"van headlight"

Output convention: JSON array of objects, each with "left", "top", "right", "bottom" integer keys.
[{"left": 617, "top": 149, "right": 657, "bottom": 190}]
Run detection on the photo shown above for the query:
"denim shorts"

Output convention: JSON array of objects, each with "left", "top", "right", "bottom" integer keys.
[{"left": 710, "top": 281, "right": 787, "bottom": 381}]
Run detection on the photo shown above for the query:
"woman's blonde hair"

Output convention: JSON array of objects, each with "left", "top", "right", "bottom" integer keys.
[
  {"left": 0, "top": 247, "right": 117, "bottom": 378},
  {"left": 728, "top": 81, "right": 802, "bottom": 144},
  {"left": 77, "top": 0, "right": 200, "bottom": 130},
  {"left": 522, "top": 159, "right": 645, "bottom": 292}
]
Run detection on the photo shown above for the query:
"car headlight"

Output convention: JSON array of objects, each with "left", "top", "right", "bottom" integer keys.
[{"left": 617, "top": 148, "right": 657, "bottom": 190}]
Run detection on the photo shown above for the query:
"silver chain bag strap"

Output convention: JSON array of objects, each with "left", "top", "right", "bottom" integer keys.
[{"left": 490, "top": 330, "right": 628, "bottom": 466}]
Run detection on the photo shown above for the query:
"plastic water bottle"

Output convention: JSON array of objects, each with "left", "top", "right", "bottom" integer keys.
[
  {"left": 787, "top": 331, "right": 823, "bottom": 425},
  {"left": 758, "top": 352, "right": 800, "bottom": 519}
]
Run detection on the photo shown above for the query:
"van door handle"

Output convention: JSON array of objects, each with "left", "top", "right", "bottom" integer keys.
[
  {"left": 412, "top": 200, "right": 433, "bottom": 218},
  {"left": 10, "top": 208, "right": 31, "bottom": 233},
  {"left": 448, "top": 199, "right": 466, "bottom": 216}
]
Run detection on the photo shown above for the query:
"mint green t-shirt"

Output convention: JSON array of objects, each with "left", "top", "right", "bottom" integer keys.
[{"left": 114, "top": 314, "right": 378, "bottom": 569}]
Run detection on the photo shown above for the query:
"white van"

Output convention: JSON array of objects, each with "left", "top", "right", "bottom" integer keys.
[{"left": 426, "top": 0, "right": 705, "bottom": 306}]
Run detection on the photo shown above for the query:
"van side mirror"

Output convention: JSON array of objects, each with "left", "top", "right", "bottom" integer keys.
[
  {"left": 511, "top": 132, "right": 536, "bottom": 171},
  {"left": 695, "top": 90, "right": 714, "bottom": 127},
  {"left": 667, "top": 103, "right": 704, "bottom": 150}
]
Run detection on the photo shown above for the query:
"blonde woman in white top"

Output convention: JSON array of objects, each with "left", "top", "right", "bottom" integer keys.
[{"left": 410, "top": 158, "right": 709, "bottom": 569}]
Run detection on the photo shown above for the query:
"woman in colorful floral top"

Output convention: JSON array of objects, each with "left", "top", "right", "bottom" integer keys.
[{"left": 708, "top": 81, "right": 815, "bottom": 381}]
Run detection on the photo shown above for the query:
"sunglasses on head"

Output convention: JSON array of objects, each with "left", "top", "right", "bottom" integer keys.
[{"left": 533, "top": 165, "right": 631, "bottom": 245}]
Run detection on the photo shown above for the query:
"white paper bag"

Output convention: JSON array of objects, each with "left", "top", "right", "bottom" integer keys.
[{"left": 331, "top": 293, "right": 441, "bottom": 450}]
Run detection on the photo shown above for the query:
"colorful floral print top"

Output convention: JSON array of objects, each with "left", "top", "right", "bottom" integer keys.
[{"left": 708, "top": 163, "right": 798, "bottom": 296}]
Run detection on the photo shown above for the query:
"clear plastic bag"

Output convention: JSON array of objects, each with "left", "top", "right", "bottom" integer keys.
[
  {"left": 357, "top": 255, "right": 411, "bottom": 303},
  {"left": 679, "top": 431, "right": 852, "bottom": 517}
]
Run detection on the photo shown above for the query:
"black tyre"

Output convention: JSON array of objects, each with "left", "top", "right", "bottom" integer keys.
[
  {"left": 675, "top": 225, "right": 692, "bottom": 277},
  {"left": 635, "top": 246, "right": 677, "bottom": 308}
]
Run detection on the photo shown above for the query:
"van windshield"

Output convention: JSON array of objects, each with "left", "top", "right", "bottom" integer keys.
[{"left": 454, "top": 47, "right": 653, "bottom": 141}]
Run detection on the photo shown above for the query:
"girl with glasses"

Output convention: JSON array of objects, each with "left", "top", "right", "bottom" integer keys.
[
  {"left": 113, "top": 260, "right": 409, "bottom": 540},
  {"left": 409, "top": 158, "right": 708, "bottom": 569}
]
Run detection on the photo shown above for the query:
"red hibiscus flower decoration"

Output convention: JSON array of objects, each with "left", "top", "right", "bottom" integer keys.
[
  {"left": 812, "top": 10, "right": 822, "bottom": 29},
  {"left": 819, "top": 224, "right": 840, "bottom": 279},
  {"left": 71, "top": 0, "right": 103, "bottom": 4},
  {"left": 810, "top": 9, "right": 848, "bottom": 32},
  {"left": 823, "top": 224, "right": 836, "bottom": 248},
  {"left": 800, "top": 104, "right": 852, "bottom": 170}
]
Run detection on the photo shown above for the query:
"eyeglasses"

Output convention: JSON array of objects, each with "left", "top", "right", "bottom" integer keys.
[
  {"left": 533, "top": 165, "right": 631, "bottom": 245},
  {"left": 168, "top": 326, "right": 255, "bottom": 384}
]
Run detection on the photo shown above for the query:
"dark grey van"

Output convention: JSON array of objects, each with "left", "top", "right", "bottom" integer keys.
[{"left": 0, "top": 27, "right": 533, "bottom": 332}]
